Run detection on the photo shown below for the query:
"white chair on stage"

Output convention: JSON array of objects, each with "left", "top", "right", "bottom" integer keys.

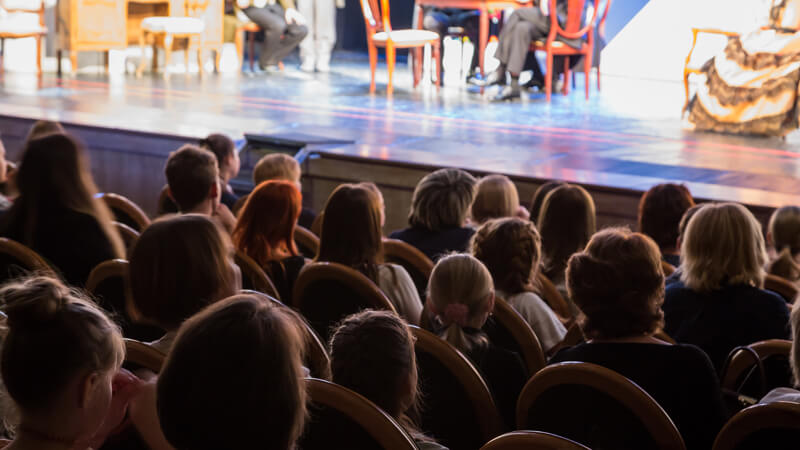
[
  {"left": 136, "top": 0, "right": 211, "bottom": 78},
  {"left": 0, "top": 0, "right": 47, "bottom": 75}
]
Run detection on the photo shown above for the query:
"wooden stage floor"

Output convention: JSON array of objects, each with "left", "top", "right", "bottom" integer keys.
[{"left": 2, "top": 56, "right": 800, "bottom": 209}]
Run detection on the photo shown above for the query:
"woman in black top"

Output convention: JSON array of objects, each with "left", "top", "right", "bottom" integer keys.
[
  {"left": 551, "top": 227, "right": 727, "bottom": 450},
  {"left": 0, "top": 133, "right": 124, "bottom": 286}
]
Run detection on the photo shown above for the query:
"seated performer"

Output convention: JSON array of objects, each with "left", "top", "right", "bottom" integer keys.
[
  {"left": 237, "top": 0, "right": 309, "bottom": 71},
  {"left": 688, "top": 0, "right": 800, "bottom": 136},
  {"left": 423, "top": 8, "right": 480, "bottom": 79}
]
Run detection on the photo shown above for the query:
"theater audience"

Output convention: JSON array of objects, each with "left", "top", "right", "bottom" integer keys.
[
  {"left": 426, "top": 253, "right": 527, "bottom": 429},
  {"left": 156, "top": 294, "right": 308, "bottom": 450},
  {"left": 25, "top": 120, "right": 64, "bottom": 142},
  {"left": 471, "top": 217, "right": 566, "bottom": 352},
  {"left": 0, "top": 137, "right": 11, "bottom": 211},
  {"left": 761, "top": 300, "right": 800, "bottom": 403},
  {"left": 317, "top": 184, "right": 422, "bottom": 323},
  {"left": 666, "top": 204, "right": 703, "bottom": 286},
  {"left": 0, "top": 276, "right": 139, "bottom": 450},
  {"left": 529, "top": 180, "right": 564, "bottom": 224},
  {"left": 128, "top": 214, "right": 241, "bottom": 353},
  {"left": 233, "top": 180, "right": 306, "bottom": 302},
  {"left": 550, "top": 228, "right": 727, "bottom": 450},
  {"left": 766, "top": 206, "right": 800, "bottom": 282},
  {"left": 329, "top": 310, "right": 447, "bottom": 450},
  {"left": 470, "top": 174, "right": 528, "bottom": 224},
  {"left": 163, "top": 144, "right": 236, "bottom": 233},
  {"left": 390, "top": 168, "right": 477, "bottom": 261},
  {"left": 638, "top": 184, "right": 695, "bottom": 268},
  {"left": 0, "top": 133, "right": 124, "bottom": 286},
  {"left": 198, "top": 134, "right": 240, "bottom": 210},
  {"left": 663, "top": 203, "right": 790, "bottom": 371}
]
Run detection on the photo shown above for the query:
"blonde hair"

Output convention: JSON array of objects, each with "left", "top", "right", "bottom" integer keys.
[
  {"left": 681, "top": 203, "right": 767, "bottom": 292},
  {"left": 408, "top": 169, "right": 476, "bottom": 232},
  {"left": 253, "top": 154, "right": 301, "bottom": 185},
  {"left": 767, "top": 206, "right": 800, "bottom": 281},
  {"left": 427, "top": 254, "right": 493, "bottom": 353},
  {"left": 471, "top": 175, "right": 520, "bottom": 224}
]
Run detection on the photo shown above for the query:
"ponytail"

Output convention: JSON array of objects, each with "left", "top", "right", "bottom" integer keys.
[{"left": 768, "top": 247, "right": 800, "bottom": 282}]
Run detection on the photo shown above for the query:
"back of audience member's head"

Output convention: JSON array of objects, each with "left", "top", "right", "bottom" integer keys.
[
  {"left": 129, "top": 214, "right": 240, "bottom": 331},
  {"left": 471, "top": 174, "right": 520, "bottom": 224},
  {"left": 471, "top": 217, "right": 541, "bottom": 296},
  {"left": 0, "top": 276, "right": 124, "bottom": 439},
  {"left": 198, "top": 133, "right": 239, "bottom": 183},
  {"left": 790, "top": 301, "right": 800, "bottom": 387},
  {"left": 427, "top": 253, "right": 494, "bottom": 353},
  {"left": 330, "top": 310, "right": 426, "bottom": 439},
  {"left": 233, "top": 180, "right": 301, "bottom": 267},
  {"left": 7, "top": 133, "right": 124, "bottom": 257},
  {"left": 566, "top": 228, "right": 665, "bottom": 339},
  {"left": 253, "top": 153, "right": 301, "bottom": 186},
  {"left": 681, "top": 203, "right": 766, "bottom": 292},
  {"left": 767, "top": 206, "right": 800, "bottom": 281},
  {"left": 638, "top": 184, "right": 695, "bottom": 254},
  {"left": 678, "top": 204, "right": 703, "bottom": 246},
  {"left": 538, "top": 184, "right": 596, "bottom": 283},
  {"left": 529, "top": 181, "right": 565, "bottom": 224},
  {"left": 157, "top": 294, "right": 307, "bottom": 450},
  {"left": 164, "top": 145, "right": 220, "bottom": 212},
  {"left": 408, "top": 168, "right": 476, "bottom": 232},
  {"left": 25, "top": 120, "right": 64, "bottom": 142},
  {"left": 316, "top": 183, "right": 383, "bottom": 281}
]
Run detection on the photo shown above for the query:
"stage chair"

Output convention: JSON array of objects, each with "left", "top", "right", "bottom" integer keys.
[
  {"left": 358, "top": 0, "right": 440, "bottom": 95},
  {"left": 764, "top": 274, "right": 798, "bottom": 303},
  {"left": 0, "top": 0, "right": 47, "bottom": 76},
  {"left": 481, "top": 431, "right": 590, "bottom": 450},
  {"left": 112, "top": 221, "right": 140, "bottom": 257},
  {"left": 485, "top": 296, "right": 546, "bottom": 377},
  {"left": 234, "top": 250, "right": 281, "bottom": 300},
  {"left": 99, "top": 193, "right": 151, "bottom": 232},
  {"left": 720, "top": 339, "right": 792, "bottom": 400},
  {"left": 0, "top": 237, "right": 57, "bottom": 283},
  {"left": 411, "top": 325, "right": 505, "bottom": 449},
  {"left": 294, "top": 225, "right": 320, "bottom": 259},
  {"left": 683, "top": 28, "right": 740, "bottom": 110},
  {"left": 124, "top": 338, "right": 166, "bottom": 373},
  {"left": 299, "top": 378, "right": 417, "bottom": 450},
  {"left": 535, "top": 272, "right": 572, "bottom": 320},
  {"left": 292, "top": 261, "right": 396, "bottom": 342},
  {"left": 517, "top": 362, "right": 686, "bottom": 450},
  {"left": 382, "top": 238, "right": 433, "bottom": 300},
  {"left": 529, "top": 0, "right": 600, "bottom": 101},
  {"left": 713, "top": 401, "right": 800, "bottom": 450}
]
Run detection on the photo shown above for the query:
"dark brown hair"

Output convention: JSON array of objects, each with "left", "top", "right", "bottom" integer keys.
[
  {"left": 566, "top": 228, "right": 665, "bottom": 339},
  {"left": 767, "top": 206, "right": 800, "bottom": 281},
  {"left": 164, "top": 145, "right": 219, "bottom": 212},
  {"left": 198, "top": 134, "right": 235, "bottom": 173},
  {"left": 471, "top": 217, "right": 541, "bottom": 295},
  {"left": 538, "top": 184, "right": 596, "bottom": 285},
  {"left": 638, "top": 184, "right": 695, "bottom": 252},
  {"left": 25, "top": 120, "right": 64, "bottom": 142},
  {"left": 157, "top": 294, "right": 307, "bottom": 450},
  {"left": 529, "top": 181, "right": 565, "bottom": 224}
]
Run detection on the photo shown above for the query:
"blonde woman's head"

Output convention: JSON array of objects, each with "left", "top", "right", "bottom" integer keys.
[{"left": 471, "top": 174, "right": 520, "bottom": 224}]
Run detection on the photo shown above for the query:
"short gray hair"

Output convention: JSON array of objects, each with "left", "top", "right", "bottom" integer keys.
[{"left": 408, "top": 168, "right": 476, "bottom": 231}]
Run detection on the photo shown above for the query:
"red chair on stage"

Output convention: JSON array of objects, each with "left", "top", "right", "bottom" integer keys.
[
  {"left": 358, "top": 0, "right": 441, "bottom": 95},
  {"left": 530, "top": 0, "right": 602, "bottom": 101}
]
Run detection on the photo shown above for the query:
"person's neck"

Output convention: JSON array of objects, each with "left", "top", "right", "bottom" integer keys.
[
  {"left": 184, "top": 201, "right": 214, "bottom": 216},
  {"left": 10, "top": 426, "right": 85, "bottom": 450},
  {"left": 588, "top": 334, "right": 668, "bottom": 345}
]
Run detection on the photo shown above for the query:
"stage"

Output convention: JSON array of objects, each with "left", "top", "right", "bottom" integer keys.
[{"left": 1, "top": 53, "right": 800, "bottom": 230}]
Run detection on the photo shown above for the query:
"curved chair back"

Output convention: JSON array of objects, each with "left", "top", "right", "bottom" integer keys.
[
  {"left": 112, "top": 221, "right": 140, "bottom": 256},
  {"left": 765, "top": 274, "right": 798, "bottom": 303},
  {"left": 721, "top": 339, "right": 793, "bottom": 398},
  {"left": 300, "top": 378, "right": 417, "bottom": 450},
  {"left": 240, "top": 289, "right": 331, "bottom": 380},
  {"left": 99, "top": 193, "right": 150, "bottom": 232},
  {"left": 87, "top": 259, "right": 164, "bottom": 341},
  {"left": 382, "top": 238, "right": 433, "bottom": 300},
  {"left": 481, "top": 431, "right": 590, "bottom": 450},
  {"left": 713, "top": 401, "right": 800, "bottom": 450},
  {"left": 662, "top": 260, "right": 677, "bottom": 277},
  {"left": 292, "top": 262, "right": 396, "bottom": 342},
  {"left": 484, "top": 297, "right": 546, "bottom": 377},
  {"left": 411, "top": 325, "right": 504, "bottom": 449},
  {"left": 124, "top": 338, "right": 166, "bottom": 373},
  {"left": 234, "top": 250, "right": 281, "bottom": 300},
  {"left": 0, "top": 238, "right": 57, "bottom": 283},
  {"left": 294, "top": 225, "right": 320, "bottom": 259},
  {"left": 517, "top": 362, "right": 686, "bottom": 450},
  {"left": 535, "top": 273, "right": 571, "bottom": 319},
  {"left": 311, "top": 212, "right": 324, "bottom": 237}
]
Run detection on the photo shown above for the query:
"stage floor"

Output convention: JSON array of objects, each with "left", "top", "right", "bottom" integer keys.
[{"left": 2, "top": 55, "right": 800, "bottom": 208}]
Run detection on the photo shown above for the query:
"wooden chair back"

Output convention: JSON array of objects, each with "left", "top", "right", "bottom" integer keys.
[
  {"left": 292, "top": 262, "right": 395, "bottom": 342},
  {"left": 124, "top": 338, "right": 165, "bottom": 373},
  {"left": 99, "top": 193, "right": 150, "bottom": 232},
  {"left": 300, "top": 378, "right": 417, "bottom": 450},
  {"left": 358, "top": 0, "right": 389, "bottom": 37},
  {"left": 535, "top": 273, "right": 571, "bottom": 320},
  {"left": 662, "top": 260, "right": 677, "bottom": 277},
  {"left": 484, "top": 297, "right": 546, "bottom": 377},
  {"left": 382, "top": 238, "right": 433, "bottom": 300},
  {"left": 294, "top": 225, "right": 320, "bottom": 259},
  {"left": 721, "top": 339, "right": 793, "bottom": 397},
  {"left": 234, "top": 250, "right": 281, "bottom": 300},
  {"left": 712, "top": 401, "right": 800, "bottom": 450},
  {"left": 112, "top": 221, "right": 140, "bottom": 256},
  {"left": 546, "top": 321, "right": 585, "bottom": 356},
  {"left": 548, "top": 0, "right": 599, "bottom": 41},
  {"left": 0, "top": 238, "right": 56, "bottom": 283},
  {"left": 765, "top": 274, "right": 798, "bottom": 303},
  {"left": 411, "top": 325, "right": 504, "bottom": 449},
  {"left": 239, "top": 290, "right": 331, "bottom": 379},
  {"left": 310, "top": 212, "right": 324, "bottom": 237},
  {"left": 481, "top": 431, "right": 590, "bottom": 450},
  {"left": 517, "top": 362, "right": 686, "bottom": 450}
]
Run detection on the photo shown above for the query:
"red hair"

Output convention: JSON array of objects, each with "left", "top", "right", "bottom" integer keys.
[{"left": 233, "top": 180, "right": 301, "bottom": 267}]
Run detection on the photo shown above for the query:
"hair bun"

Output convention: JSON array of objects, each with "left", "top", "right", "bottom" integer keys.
[
  {"left": 566, "top": 252, "right": 620, "bottom": 299},
  {"left": 1, "top": 277, "right": 68, "bottom": 330}
]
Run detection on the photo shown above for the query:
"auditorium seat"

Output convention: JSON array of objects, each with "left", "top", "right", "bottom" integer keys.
[
  {"left": 294, "top": 225, "right": 320, "bottom": 259},
  {"left": 483, "top": 297, "right": 546, "bottom": 377},
  {"left": 0, "top": 237, "right": 57, "bottom": 283},
  {"left": 764, "top": 274, "right": 798, "bottom": 303},
  {"left": 720, "top": 339, "right": 793, "bottom": 404},
  {"left": 234, "top": 250, "right": 281, "bottom": 300},
  {"left": 382, "top": 238, "right": 433, "bottom": 300},
  {"left": 98, "top": 193, "right": 151, "bottom": 232},
  {"left": 112, "top": 221, "right": 140, "bottom": 257},
  {"left": 535, "top": 273, "right": 572, "bottom": 320},
  {"left": 124, "top": 338, "right": 166, "bottom": 373},
  {"left": 481, "top": 431, "right": 590, "bottom": 450},
  {"left": 712, "top": 401, "right": 800, "bottom": 450}
]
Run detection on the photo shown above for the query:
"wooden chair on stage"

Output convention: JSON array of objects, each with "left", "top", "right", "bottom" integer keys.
[
  {"left": 0, "top": 0, "right": 47, "bottom": 76},
  {"left": 358, "top": 0, "right": 440, "bottom": 95},
  {"left": 683, "top": 27, "right": 740, "bottom": 110},
  {"left": 234, "top": 19, "right": 284, "bottom": 72}
]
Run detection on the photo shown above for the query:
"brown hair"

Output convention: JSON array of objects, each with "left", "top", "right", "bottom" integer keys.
[
  {"left": 129, "top": 214, "right": 238, "bottom": 330},
  {"left": 157, "top": 294, "right": 307, "bottom": 450},
  {"left": 316, "top": 184, "right": 384, "bottom": 282},
  {"left": 471, "top": 175, "right": 520, "bottom": 224},
  {"left": 198, "top": 133, "right": 235, "bottom": 176},
  {"left": 471, "top": 217, "right": 541, "bottom": 295},
  {"left": 253, "top": 154, "right": 301, "bottom": 185},
  {"left": 767, "top": 206, "right": 800, "bottom": 281},
  {"left": 0, "top": 276, "right": 124, "bottom": 413},
  {"left": 408, "top": 168, "right": 476, "bottom": 232},
  {"left": 25, "top": 120, "right": 65, "bottom": 142},
  {"left": 538, "top": 184, "right": 596, "bottom": 285},
  {"left": 638, "top": 184, "right": 695, "bottom": 253},
  {"left": 566, "top": 228, "right": 665, "bottom": 339},
  {"left": 529, "top": 181, "right": 565, "bottom": 222},
  {"left": 164, "top": 145, "right": 219, "bottom": 212},
  {"left": 790, "top": 301, "right": 800, "bottom": 387}
]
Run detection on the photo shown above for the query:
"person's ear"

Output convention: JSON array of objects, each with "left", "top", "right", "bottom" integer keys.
[
  {"left": 79, "top": 371, "right": 101, "bottom": 410},
  {"left": 766, "top": 231, "right": 773, "bottom": 246},
  {"left": 486, "top": 292, "right": 496, "bottom": 314},
  {"left": 166, "top": 187, "right": 176, "bottom": 203},
  {"left": 209, "top": 179, "right": 220, "bottom": 200}
]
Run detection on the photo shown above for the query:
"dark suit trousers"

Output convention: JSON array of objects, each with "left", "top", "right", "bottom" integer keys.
[
  {"left": 243, "top": 5, "right": 309, "bottom": 66},
  {"left": 494, "top": 7, "right": 549, "bottom": 76}
]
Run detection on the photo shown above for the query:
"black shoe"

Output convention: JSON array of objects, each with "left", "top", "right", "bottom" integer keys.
[
  {"left": 523, "top": 77, "right": 544, "bottom": 91},
  {"left": 492, "top": 85, "right": 521, "bottom": 102},
  {"left": 469, "top": 70, "right": 506, "bottom": 87}
]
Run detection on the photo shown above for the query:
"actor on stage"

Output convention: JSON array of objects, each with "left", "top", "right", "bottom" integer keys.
[
  {"left": 688, "top": 0, "right": 800, "bottom": 136},
  {"left": 237, "top": 0, "right": 309, "bottom": 71},
  {"left": 297, "top": 0, "right": 337, "bottom": 72}
]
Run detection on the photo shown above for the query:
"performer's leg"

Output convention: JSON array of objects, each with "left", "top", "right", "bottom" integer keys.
[
  {"left": 243, "top": 6, "right": 288, "bottom": 67},
  {"left": 272, "top": 23, "right": 309, "bottom": 63},
  {"left": 297, "top": 0, "right": 316, "bottom": 70},
  {"left": 315, "top": 0, "right": 336, "bottom": 71}
]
